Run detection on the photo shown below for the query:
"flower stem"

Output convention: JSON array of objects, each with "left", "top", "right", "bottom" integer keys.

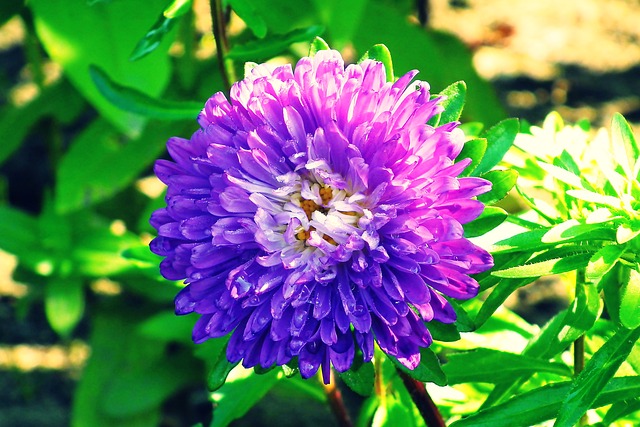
[
  {"left": 322, "top": 370, "right": 353, "bottom": 427},
  {"left": 209, "top": 0, "right": 236, "bottom": 91},
  {"left": 397, "top": 368, "right": 445, "bottom": 427},
  {"left": 574, "top": 267, "right": 587, "bottom": 426}
]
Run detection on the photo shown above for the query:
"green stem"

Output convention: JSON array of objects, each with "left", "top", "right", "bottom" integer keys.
[
  {"left": 322, "top": 370, "right": 353, "bottom": 427},
  {"left": 21, "top": 9, "right": 45, "bottom": 89},
  {"left": 209, "top": 0, "right": 236, "bottom": 91},
  {"left": 574, "top": 268, "right": 587, "bottom": 426}
]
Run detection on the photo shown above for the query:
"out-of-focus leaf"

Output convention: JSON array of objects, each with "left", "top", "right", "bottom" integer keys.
[
  {"left": 351, "top": 1, "right": 505, "bottom": 126},
  {"left": 566, "top": 189, "right": 623, "bottom": 210},
  {"left": 56, "top": 118, "right": 192, "bottom": 214},
  {"left": 164, "top": 0, "right": 192, "bottom": 18},
  {"left": 389, "top": 347, "right": 446, "bottom": 386},
  {"left": 0, "top": 1, "right": 24, "bottom": 27},
  {"left": 478, "top": 169, "right": 518, "bottom": 205},
  {"left": 211, "top": 367, "right": 281, "bottom": 427},
  {"left": 0, "top": 79, "right": 84, "bottom": 165},
  {"left": 554, "top": 326, "right": 640, "bottom": 427},
  {"left": 90, "top": 66, "right": 202, "bottom": 120},
  {"left": 443, "top": 349, "right": 572, "bottom": 385},
  {"left": 463, "top": 206, "right": 507, "bottom": 238},
  {"left": 620, "top": 268, "right": 640, "bottom": 329},
  {"left": 228, "top": 0, "right": 267, "bottom": 38},
  {"left": 137, "top": 310, "right": 196, "bottom": 344},
  {"left": 372, "top": 392, "right": 414, "bottom": 427},
  {"left": 457, "top": 138, "right": 487, "bottom": 177},
  {"left": 474, "top": 278, "right": 531, "bottom": 328},
  {"left": 359, "top": 44, "right": 394, "bottom": 82},
  {"left": 450, "top": 377, "right": 640, "bottom": 427},
  {"left": 310, "top": 0, "right": 368, "bottom": 48},
  {"left": 602, "top": 399, "right": 640, "bottom": 425},
  {"left": 586, "top": 244, "right": 625, "bottom": 283},
  {"left": 72, "top": 222, "right": 140, "bottom": 277},
  {"left": 473, "top": 118, "right": 519, "bottom": 175},
  {"left": 538, "top": 161, "right": 584, "bottom": 189},
  {"left": 339, "top": 358, "right": 375, "bottom": 396},
  {"left": 45, "top": 276, "right": 84, "bottom": 338},
  {"left": 226, "top": 25, "right": 324, "bottom": 61},
  {"left": 492, "top": 252, "right": 592, "bottom": 278},
  {"left": 30, "top": 0, "right": 175, "bottom": 135}
]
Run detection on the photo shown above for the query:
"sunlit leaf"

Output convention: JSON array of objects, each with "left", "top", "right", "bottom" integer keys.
[
  {"left": 620, "top": 268, "right": 640, "bottom": 329},
  {"left": 163, "top": 0, "right": 192, "bottom": 18},
  {"left": 538, "top": 161, "right": 584, "bottom": 189},
  {"left": 389, "top": 347, "right": 447, "bottom": 386},
  {"left": 616, "top": 223, "right": 640, "bottom": 244},
  {"left": 339, "top": 357, "right": 375, "bottom": 396},
  {"left": 451, "top": 377, "right": 640, "bottom": 427},
  {"left": 566, "top": 189, "right": 623, "bottom": 210},
  {"left": 473, "top": 118, "right": 519, "bottom": 175},
  {"left": 477, "top": 169, "right": 518, "bottom": 205},
  {"left": 611, "top": 113, "right": 639, "bottom": 182},
  {"left": 586, "top": 244, "right": 625, "bottom": 283},
  {"left": 308, "top": 36, "right": 330, "bottom": 56},
  {"left": 463, "top": 206, "right": 507, "bottom": 238},
  {"left": 542, "top": 219, "right": 614, "bottom": 244},
  {"left": 554, "top": 326, "right": 640, "bottom": 427},
  {"left": 359, "top": 44, "right": 394, "bottom": 82},
  {"left": 492, "top": 252, "right": 593, "bottom": 278},
  {"left": 430, "top": 80, "right": 466, "bottom": 126},
  {"left": 457, "top": 138, "right": 487, "bottom": 177}
]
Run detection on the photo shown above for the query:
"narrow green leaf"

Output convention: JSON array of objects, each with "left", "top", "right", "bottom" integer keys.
[
  {"left": 620, "top": 268, "right": 640, "bottom": 329},
  {"left": 538, "top": 161, "right": 585, "bottom": 189},
  {"left": 130, "top": 12, "right": 180, "bottom": 61},
  {"left": 492, "top": 253, "right": 592, "bottom": 278},
  {"left": 309, "top": 36, "right": 330, "bottom": 56},
  {"left": 566, "top": 189, "right": 623, "bottom": 210},
  {"left": 586, "top": 244, "right": 626, "bottom": 283},
  {"left": 451, "top": 377, "right": 640, "bottom": 427},
  {"left": 611, "top": 113, "right": 639, "bottom": 181},
  {"left": 226, "top": 25, "right": 324, "bottom": 61},
  {"left": 491, "top": 226, "right": 615, "bottom": 254},
  {"left": 207, "top": 345, "right": 240, "bottom": 392},
  {"left": 457, "top": 138, "right": 487, "bottom": 177},
  {"left": 443, "top": 349, "right": 572, "bottom": 385},
  {"left": 389, "top": 347, "right": 446, "bottom": 386},
  {"left": 437, "top": 80, "right": 467, "bottom": 125},
  {"left": 211, "top": 367, "right": 281, "bottom": 427},
  {"left": 463, "top": 206, "right": 507, "bottom": 238},
  {"left": 45, "top": 276, "right": 84, "bottom": 338},
  {"left": 477, "top": 169, "right": 518, "bottom": 205},
  {"left": 359, "top": 44, "right": 394, "bottom": 82},
  {"left": 473, "top": 118, "right": 519, "bottom": 175},
  {"left": 475, "top": 278, "right": 531, "bottom": 328},
  {"left": 554, "top": 326, "right": 640, "bottom": 427},
  {"left": 602, "top": 398, "right": 640, "bottom": 426},
  {"left": 163, "top": 0, "right": 192, "bottom": 18},
  {"left": 616, "top": 223, "right": 640, "bottom": 244},
  {"left": 542, "top": 219, "right": 614, "bottom": 244},
  {"left": 90, "top": 66, "right": 202, "bottom": 120},
  {"left": 228, "top": 0, "right": 267, "bottom": 38},
  {"left": 339, "top": 359, "right": 375, "bottom": 396}
]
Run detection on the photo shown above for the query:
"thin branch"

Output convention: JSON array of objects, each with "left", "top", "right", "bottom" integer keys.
[
  {"left": 322, "top": 370, "right": 354, "bottom": 427},
  {"left": 397, "top": 369, "right": 445, "bottom": 427},
  {"left": 416, "top": 0, "right": 430, "bottom": 27}
]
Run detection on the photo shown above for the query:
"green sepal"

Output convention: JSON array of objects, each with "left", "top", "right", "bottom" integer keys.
[
  {"left": 207, "top": 343, "right": 240, "bottom": 391},
  {"left": 359, "top": 44, "right": 394, "bottom": 82},
  {"left": 309, "top": 36, "right": 331, "bottom": 56}
]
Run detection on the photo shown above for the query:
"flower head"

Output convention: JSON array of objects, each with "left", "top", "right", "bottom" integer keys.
[{"left": 150, "top": 49, "right": 493, "bottom": 382}]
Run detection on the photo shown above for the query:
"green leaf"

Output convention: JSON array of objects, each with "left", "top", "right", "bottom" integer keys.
[
  {"left": 473, "top": 118, "right": 519, "bottom": 175},
  {"left": 309, "top": 36, "right": 330, "bottom": 56},
  {"left": 310, "top": 0, "right": 368, "bottom": 48},
  {"left": 226, "top": 25, "right": 325, "bottom": 61},
  {"left": 30, "top": 0, "right": 176, "bottom": 135},
  {"left": 389, "top": 347, "right": 446, "bottom": 386},
  {"left": 616, "top": 223, "right": 640, "bottom": 244},
  {"left": 90, "top": 66, "right": 202, "bottom": 120},
  {"left": 611, "top": 113, "right": 639, "bottom": 181},
  {"left": 0, "top": 79, "right": 84, "bottom": 166},
  {"left": 477, "top": 169, "right": 518, "bottom": 205},
  {"left": 211, "top": 367, "right": 281, "bottom": 427},
  {"left": 566, "top": 189, "right": 623, "bottom": 210},
  {"left": 463, "top": 206, "right": 507, "bottom": 238},
  {"left": 492, "top": 252, "right": 593, "bottom": 278},
  {"left": 450, "top": 377, "right": 640, "bottom": 427},
  {"left": 443, "top": 349, "right": 572, "bottom": 385},
  {"left": 72, "top": 222, "right": 140, "bottom": 277},
  {"left": 56, "top": 118, "right": 192, "bottom": 213},
  {"left": 207, "top": 344, "right": 240, "bottom": 392},
  {"left": 436, "top": 80, "right": 467, "bottom": 125},
  {"left": 45, "top": 276, "right": 84, "bottom": 338},
  {"left": 620, "top": 268, "right": 640, "bottom": 329},
  {"left": 602, "top": 398, "right": 640, "bottom": 425},
  {"left": 491, "top": 226, "right": 615, "bottom": 254},
  {"left": 137, "top": 310, "right": 196, "bottom": 344},
  {"left": 130, "top": 8, "right": 181, "bottom": 61},
  {"left": 538, "top": 161, "right": 585, "bottom": 189},
  {"left": 359, "top": 44, "right": 394, "bottom": 82},
  {"left": 542, "top": 219, "right": 615, "bottom": 244},
  {"left": 474, "top": 278, "right": 531, "bottom": 328},
  {"left": 554, "top": 326, "right": 640, "bottom": 427},
  {"left": 163, "top": 0, "right": 192, "bottom": 18},
  {"left": 586, "top": 244, "right": 626, "bottom": 283},
  {"left": 339, "top": 359, "right": 375, "bottom": 396},
  {"left": 457, "top": 138, "right": 487, "bottom": 177},
  {"left": 228, "top": 0, "right": 267, "bottom": 38}
]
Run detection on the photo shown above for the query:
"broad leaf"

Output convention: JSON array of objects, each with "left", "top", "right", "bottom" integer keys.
[
  {"left": 228, "top": 0, "right": 267, "bottom": 38},
  {"left": 473, "top": 118, "right": 519, "bottom": 175},
  {"left": 586, "top": 244, "right": 626, "bottom": 283},
  {"left": 339, "top": 358, "right": 375, "bottom": 396},
  {"left": 457, "top": 138, "right": 487, "bottom": 177},
  {"left": 477, "top": 169, "right": 518, "bottom": 205},
  {"left": 463, "top": 206, "right": 507, "bottom": 238},
  {"left": 435, "top": 80, "right": 467, "bottom": 125},
  {"left": 389, "top": 347, "right": 446, "bottom": 386}
]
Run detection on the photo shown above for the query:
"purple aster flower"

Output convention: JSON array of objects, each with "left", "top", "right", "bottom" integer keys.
[{"left": 150, "top": 49, "right": 493, "bottom": 383}]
